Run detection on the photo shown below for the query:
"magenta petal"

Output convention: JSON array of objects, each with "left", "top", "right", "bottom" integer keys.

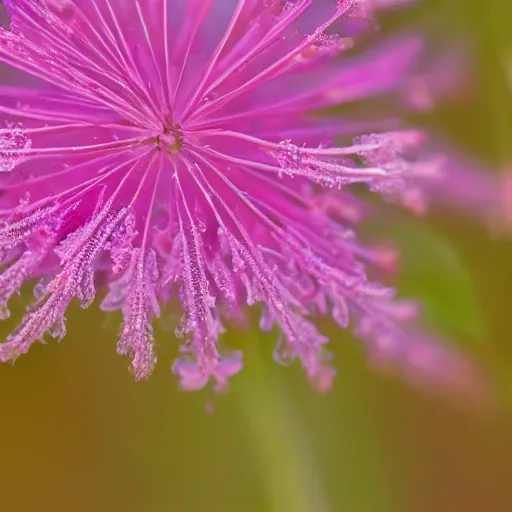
[{"left": 0, "top": 0, "right": 494, "bottom": 394}]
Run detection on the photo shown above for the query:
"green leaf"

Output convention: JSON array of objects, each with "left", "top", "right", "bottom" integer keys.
[{"left": 371, "top": 218, "right": 486, "bottom": 343}]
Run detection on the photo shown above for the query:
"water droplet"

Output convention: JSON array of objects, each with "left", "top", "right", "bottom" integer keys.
[
  {"left": 273, "top": 334, "right": 295, "bottom": 366},
  {"left": 196, "top": 219, "right": 207, "bottom": 233},
  {"left": 0, "top": 302, "right": 11, "bottom": 321}
]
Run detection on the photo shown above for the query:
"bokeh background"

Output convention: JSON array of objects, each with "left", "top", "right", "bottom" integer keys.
[{"left": 1, "top": 1, "right": 512, "bottom": 511}]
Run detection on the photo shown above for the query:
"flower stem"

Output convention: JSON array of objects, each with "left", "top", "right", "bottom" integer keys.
[{"left": 233, "top": 335, "right": 329, "bottom": 512}]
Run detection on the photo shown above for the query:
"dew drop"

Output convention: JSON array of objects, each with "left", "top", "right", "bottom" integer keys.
[
  {"left": 273, "top": 334, "right": 295, "bottom": 366},
  {"left": 0, "top": 302, "right": 11, "bottom": 321},
  {"left": 196, "top": 219, "right": 207, "bottom": 233}
]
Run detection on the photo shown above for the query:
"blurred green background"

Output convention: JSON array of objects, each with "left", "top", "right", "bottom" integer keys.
[{"left": 2, "top": 1, "right": 512, "bottom": 511}]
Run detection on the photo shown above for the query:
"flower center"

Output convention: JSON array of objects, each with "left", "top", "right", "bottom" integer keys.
[{"left": 155, "top": 122, "right": 184, "bottom": 155}]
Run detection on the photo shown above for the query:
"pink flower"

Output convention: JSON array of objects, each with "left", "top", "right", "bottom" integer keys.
[{"left": 0, "top": 0, "right": 491, "bottom": 393}]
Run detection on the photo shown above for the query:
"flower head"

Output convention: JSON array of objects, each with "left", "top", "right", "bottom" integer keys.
[{"left": 0, "top": 0, "right": 488, "bottom": 393}]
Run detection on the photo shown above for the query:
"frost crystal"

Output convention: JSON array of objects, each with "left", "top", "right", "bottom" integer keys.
[{"left": 0, "top": 0, "right": 491, "bottom": 393}]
